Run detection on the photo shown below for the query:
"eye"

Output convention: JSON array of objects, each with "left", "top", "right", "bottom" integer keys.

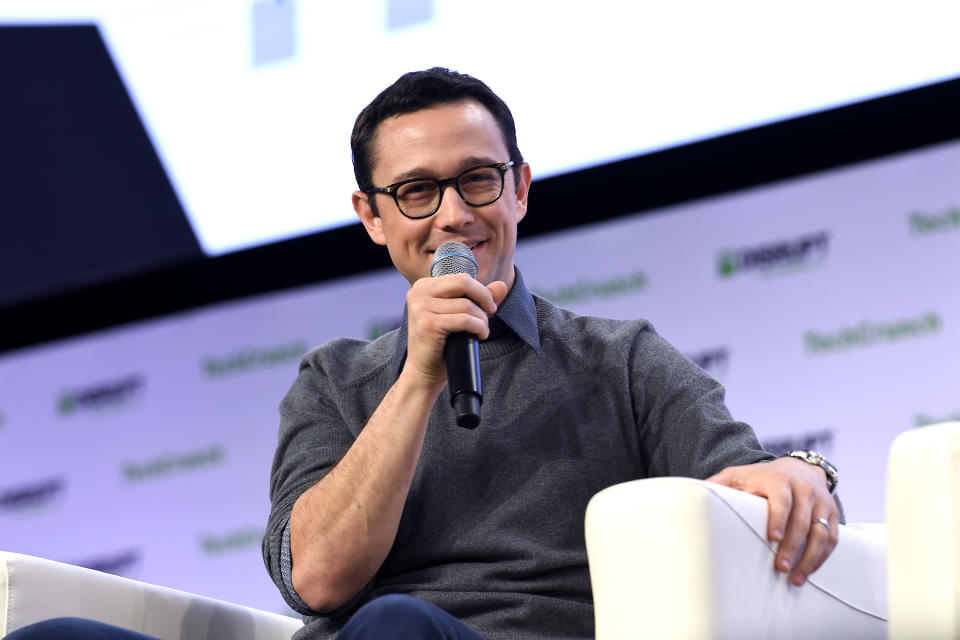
[{"left": 397, "top": 180, "right": 437, "bottom": 201}]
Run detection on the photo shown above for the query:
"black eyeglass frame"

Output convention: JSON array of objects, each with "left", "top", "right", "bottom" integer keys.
[{"left": 364, "top": 160, "right": 517, "bottom": 220}]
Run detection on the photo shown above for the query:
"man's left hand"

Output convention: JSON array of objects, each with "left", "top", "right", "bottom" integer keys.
[{"left": 706, "top": 457, "right": 840, "bottom": 586}]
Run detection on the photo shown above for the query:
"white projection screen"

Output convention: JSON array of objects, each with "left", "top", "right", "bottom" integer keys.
[
  {"left": 1, "top": 0, "right": 959, "bottom": 619},
  {"left": 2, "top": 0, "right": 960, "bottom": 253}
]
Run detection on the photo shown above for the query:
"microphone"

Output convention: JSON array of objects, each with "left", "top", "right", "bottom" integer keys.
[{"left": 430, "top": 241, "right": 482, "bottom": 429}]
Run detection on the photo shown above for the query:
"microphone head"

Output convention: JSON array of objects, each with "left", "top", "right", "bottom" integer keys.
[{"left": 430, "top": 241, "right": 478, "bottom": 278}]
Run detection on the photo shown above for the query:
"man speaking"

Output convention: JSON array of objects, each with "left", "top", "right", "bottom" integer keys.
[{"left": 263, "top": 68, "right": 841, "bottom": 639}]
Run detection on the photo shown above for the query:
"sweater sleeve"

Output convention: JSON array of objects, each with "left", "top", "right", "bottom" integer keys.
[
  {"left": 629, "top": 323, "right": 774, "bottom": 479},
  {"left": 261, "top": 349, "right": 361, "bottom": 616}
]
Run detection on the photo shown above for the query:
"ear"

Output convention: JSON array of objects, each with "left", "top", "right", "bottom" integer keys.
[
  {"left": 513, "top": 163, "right": 532, "bottom": 224},
  {"left": 353, "top": 191, "right": 387, "bottom": 246}
]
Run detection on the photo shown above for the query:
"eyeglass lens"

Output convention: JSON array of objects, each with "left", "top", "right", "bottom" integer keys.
[{"left": 395, "top": 166, "right": 504, "bottom": 217}]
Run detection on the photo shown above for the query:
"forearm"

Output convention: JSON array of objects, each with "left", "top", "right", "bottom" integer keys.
[{"left": 289, "top": 369, "right": 443, "bottom": 611}]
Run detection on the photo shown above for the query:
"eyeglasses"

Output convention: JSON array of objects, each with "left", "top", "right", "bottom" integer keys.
[{"left": 365, "top": 161, "right": 516, "bottom": 219}]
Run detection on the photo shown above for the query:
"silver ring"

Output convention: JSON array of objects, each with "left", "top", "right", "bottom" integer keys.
[{"left": 812, "top": 517, "right": 830, "bottom": 532}]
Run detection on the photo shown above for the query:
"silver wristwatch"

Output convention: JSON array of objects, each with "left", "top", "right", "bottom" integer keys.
[{"left": 782, "top": 450, "right": 838, "bottom": 494}]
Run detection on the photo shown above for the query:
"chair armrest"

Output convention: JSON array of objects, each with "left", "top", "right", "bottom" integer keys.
[
  {"left": 585, "top": 478, "right": 886, "bottom": 640},
  {"left": 887, "top": 421, "right": 960, "bottom": 640},
  {"left": 0, "top": 551, "right": 302, "bottom": 639}
]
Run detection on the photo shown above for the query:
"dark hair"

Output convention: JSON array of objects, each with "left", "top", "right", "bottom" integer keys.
[{"left": 351, "top": 67, "right": 524, "bottom": 196}]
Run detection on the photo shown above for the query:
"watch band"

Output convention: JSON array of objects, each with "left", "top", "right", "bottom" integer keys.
[{"left": 782, "top": 450, "right": 838, "bottom": 494}]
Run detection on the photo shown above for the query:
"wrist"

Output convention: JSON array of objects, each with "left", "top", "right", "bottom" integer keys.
[
  {"left": 395, "top": 365, "right": 447, "bottom": 402},
  {"left": 780, "top": 450, "right": 838, "bottom": 493}
]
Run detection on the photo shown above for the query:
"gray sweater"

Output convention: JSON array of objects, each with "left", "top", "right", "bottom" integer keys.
[{"left": 263, "top": 270, "right": 770, "bottom": 639}]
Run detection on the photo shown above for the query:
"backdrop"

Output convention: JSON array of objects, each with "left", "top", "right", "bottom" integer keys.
[{"left": 1, "top": 135, "right": 958, "bottom": 614}]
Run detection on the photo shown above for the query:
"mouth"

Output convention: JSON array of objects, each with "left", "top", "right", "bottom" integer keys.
[{"left": 430, "top": 240, "right": 486, "bottom": 254}]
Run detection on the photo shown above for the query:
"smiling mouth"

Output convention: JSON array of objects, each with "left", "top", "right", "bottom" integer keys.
[{"left": 430, "top": 240, "right": 486, "bottom": 253}]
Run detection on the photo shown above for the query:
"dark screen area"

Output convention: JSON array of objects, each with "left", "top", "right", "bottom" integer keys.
[{"left": 0, "top": 25, "right": 201, "bottom": 308}]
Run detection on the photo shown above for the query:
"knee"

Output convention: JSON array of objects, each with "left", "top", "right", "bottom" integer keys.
[
  {"left": 343, "top": 594, "right": 446, "bottom": 637},
  {"left": 357, "top": 593, "right": 435, "bottom": 622}
]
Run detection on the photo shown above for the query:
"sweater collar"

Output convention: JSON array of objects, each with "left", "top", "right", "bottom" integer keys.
[{"left": 392, "top": 266, "right": 540, "bottom": 375}]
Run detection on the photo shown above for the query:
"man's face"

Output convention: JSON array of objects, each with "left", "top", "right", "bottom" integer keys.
[{"left": 353, "top": 100, "right": 531, "bottom": 289}]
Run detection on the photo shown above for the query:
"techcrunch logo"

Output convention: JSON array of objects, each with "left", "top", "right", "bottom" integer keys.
[
  {"left": 718, "top": 231, "right": 829, "bottom": 279},
  {"left": 761, "top": 428, "right": 834, "bottom": 457},
  {"left": 202, "top": 340, "right": 308, "bottom": 378},
  {"left": 122, "top": 443, "right": 225, "bottom": 483},
  {"left": 200, "top": 526, "right": 265, "bottom": 555},
  {"left": 0, "top": 477, "right": 65, "bottom": 514},
  {"left": 805, "top": 311, "right": 941, "bottom": 355},
  {"left": 532, "top": 271, "right": 647, "bottom": 306},
  {"left": 75, "top": 549, "right": 142, "bottom": 576},
  {"left": 915, "top": 410, "right": 960, "bottom": 428},
  {"left": 909, "top": 205, "right": 960, "bottom": 235},
  {"left": 57, "top": 374, "right": 144, "bottom": 417}
]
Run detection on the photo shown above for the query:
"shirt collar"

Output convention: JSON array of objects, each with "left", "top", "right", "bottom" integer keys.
[{"left": 392, "top": 266, "right": 540, "bottom": 375}]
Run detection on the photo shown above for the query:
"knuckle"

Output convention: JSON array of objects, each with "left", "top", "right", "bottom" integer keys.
[
  {"left": 809, "top": 524, "right": 829, "bottom": 542},
  {"left": 793, "top": 480, "right": 814, "bottom": 500}
]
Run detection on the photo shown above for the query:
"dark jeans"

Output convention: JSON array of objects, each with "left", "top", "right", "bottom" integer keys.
[
  {"left": 338, "top": 595, "right": 483, "bottom": 639},
  {"left": 5, "top": 618, "right": 159, "bottom": 639},
  {"left": 5, "top": 596, "right": 483, "bottom": 640}
]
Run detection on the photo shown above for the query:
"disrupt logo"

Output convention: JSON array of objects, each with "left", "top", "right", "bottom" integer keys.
[
  {"left": 0, "top": 477, "right": 65, "bottom": 513},
  {"left": 123, "top": 443, "right": 225, "bottom": 482},
  {"left": 200, "top": 526, "right": 265, "bottom": 555},
  {"left": 915, "top": 411, "right": 960, "bottom": 428},
  {"left": 718, "top": 231, "right": 829, "bottom": 278},
  {"left": 532, "top": 271, "right": 647, "bottom": 306},
  {"left": 203, "top": 340, "right": 308, "bottom": 378},
  {"left": 76, "top": 549, "right": 142, "bottom": 576},
  {"left": 686, "top": 347, "right": 730, "bottom": 379},
  {"left": 367, "top": 316, "right": 403, "bottom": 341},
  {"left": 57, "top": 374, "right": 144, "bottom": 416},
  {"left": 805, "top": 311, "right": 941, "bottom": 355},
  {"left": 761, "top": 428, "right": 834, "bottom": 457},
  {"left": 909, "top": 205, "right": 960, "bottom": 235}
]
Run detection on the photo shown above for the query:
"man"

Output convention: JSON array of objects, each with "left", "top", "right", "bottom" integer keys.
[{"left": 263, "top": 67, "right": 841, "bottom": 639}]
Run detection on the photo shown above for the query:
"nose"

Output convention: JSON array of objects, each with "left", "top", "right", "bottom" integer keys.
[{"left": 434, "top": 182, "right": 474, "bottom": 230}]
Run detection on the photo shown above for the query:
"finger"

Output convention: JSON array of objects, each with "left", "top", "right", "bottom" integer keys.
[
  {"left": 791, "top": 512, "right": 830, "bottom": 586},
  {"left": 424, "top": 274, "right": 499, "bottom": 313},
  {"left": 765, "top": 483, "right": 792, "bottom": 544},
  {"left": 410, "top": 307, "right": 491, "bottom": 342},
  {"left": 777, "top": 484, "right": 813, "bottom": 578},
  {"left": 421, "top": 296, "right": 490, "bottom": 320},
  {"left": 810, "top": 507, "right": 841, "bottom": 574},
  {"left": 410, "top": 277, "right": 497, "bottom": 318}
]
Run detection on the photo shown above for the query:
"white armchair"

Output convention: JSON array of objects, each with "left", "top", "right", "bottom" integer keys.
[
  {"left": 3, "top": 479, "right": 892, "bottom": 639},
  {"left": 585, "top": 477, "right": 887, "bottom": 639},
  {"left": 887, "top": 421, "right": 960, "bottom": 640},
  {"left": 0, "top": 552, "right": 303, "bottom": 639}
]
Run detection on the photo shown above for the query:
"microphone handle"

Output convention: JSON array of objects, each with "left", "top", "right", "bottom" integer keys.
[{"left": 444, "top": 331, "right": 482, "bottom": 429}]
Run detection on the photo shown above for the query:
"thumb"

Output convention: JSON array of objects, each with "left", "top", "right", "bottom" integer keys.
[
  {"left": 706, "top": 467, "right": 737, "bottom": 487},
  {"left": 487, "top": 281, "right": 509, "bottom": 308}
]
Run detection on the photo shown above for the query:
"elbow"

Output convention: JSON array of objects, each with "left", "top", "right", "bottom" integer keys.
[{"left": 291, "top": 561, "right": 359, "bottom": 613}]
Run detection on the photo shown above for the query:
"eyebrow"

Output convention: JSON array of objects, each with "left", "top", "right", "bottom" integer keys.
[{"left": 390, "top": 156, "right": 499, "bottom": 183}]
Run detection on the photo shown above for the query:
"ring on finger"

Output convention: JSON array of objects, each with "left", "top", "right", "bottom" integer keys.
[{"left": 812, "top": 516, "right": 830, "bottom": 533}]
